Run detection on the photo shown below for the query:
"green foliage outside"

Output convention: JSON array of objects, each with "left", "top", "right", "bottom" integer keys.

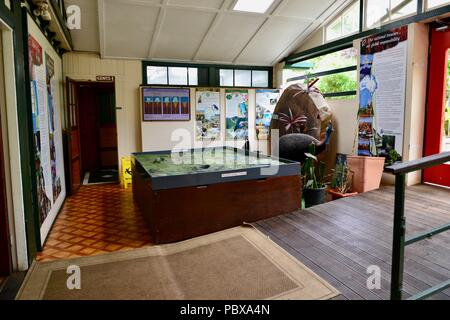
[{"left": 285, "top": 48, "right": 357, "bottom": 100}]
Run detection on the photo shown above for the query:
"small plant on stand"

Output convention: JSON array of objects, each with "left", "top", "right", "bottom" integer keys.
[
  {"left": 329, "top": 163, "right": 358, "bottom": 200},
  {"left": 302, "top": 144, "right": 328, "bottom": 208}
]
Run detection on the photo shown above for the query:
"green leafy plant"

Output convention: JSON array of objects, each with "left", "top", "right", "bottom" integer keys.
[
  {"left": 302, "top": 144, "right": 327, "bottom": 190},
  {"left": 331, "top": 163, "right": 353, "bottom": 194}
]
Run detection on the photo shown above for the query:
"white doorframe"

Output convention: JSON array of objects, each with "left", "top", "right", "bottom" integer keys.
[{"left": 0, "top": 17, "right": 29, "bottom": 271}]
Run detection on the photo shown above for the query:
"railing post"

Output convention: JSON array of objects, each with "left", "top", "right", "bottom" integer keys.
[{"left": 390, "top": 173, "right": 406, "bottom": 300}]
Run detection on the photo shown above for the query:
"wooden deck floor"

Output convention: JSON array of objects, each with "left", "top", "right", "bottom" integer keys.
[{"left": 255, "top": 184, "right": 450, "bottom": 300}]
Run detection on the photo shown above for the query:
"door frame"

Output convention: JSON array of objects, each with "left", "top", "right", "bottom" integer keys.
[
  {"left": 423, "top": 27, "right": 450, "bottom": 186},
  {"left": 65, "top": 77, "right": 83, "bottom": 195},
  {"left": 0, "top": 14, "right": 32, "bottom": 271},
  {"left": 77, "top": 81, "right": 118, "bottom": 174}
]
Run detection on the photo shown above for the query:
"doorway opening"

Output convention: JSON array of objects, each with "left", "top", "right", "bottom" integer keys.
[
  {"left": 76, "top": 82, "right": 118, "bottom": 186},
  {"left": 424, "top": 26, "right": 450, "bottom": 187}
]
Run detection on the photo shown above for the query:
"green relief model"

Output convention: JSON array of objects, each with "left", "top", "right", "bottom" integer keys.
[{"left": 134, "top": 148, "right": 283, "bottom": 177}]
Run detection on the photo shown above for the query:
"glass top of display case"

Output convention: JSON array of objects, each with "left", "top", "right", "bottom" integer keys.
[{"left": 132, "top": 147, "right": 300, "bottom": 190}]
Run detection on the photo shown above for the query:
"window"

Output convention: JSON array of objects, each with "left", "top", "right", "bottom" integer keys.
[
  {"left": 220, "top": 69, "right": 234, "bottom": 86},
  {"left": 147, "top": 66, "right": 168, "bottom": 85},
  {"left": 252, "top": 70, "right": 269, "bottom": 87},
  {"left": 235, "top": 70, "right": 252, "bottom": 87},
  {"left": 143, "top": 62, "right": 272, "bottom": 88},
  {"left": 219, "top": 69, "right": 270, "bottom": 87},
  {"left": 284, "top": 47, "right": 358, "bottom": 99},
  {"left": 365, "top": 0, "right": 417, "bottom": 29},
  {"left": 326, "top": 2, "right": 360, "bottom": 42},
  {"left": 146, "top": 66, "right": 198, "bottom": 86},
  {"left": 426, "top": 0, "right": 450, "bottom": 9}
]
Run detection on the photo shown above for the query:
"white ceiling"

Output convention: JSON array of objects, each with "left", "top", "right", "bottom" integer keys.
[{"left": 65, "top": 0, "right": 351, "bottom": 66}]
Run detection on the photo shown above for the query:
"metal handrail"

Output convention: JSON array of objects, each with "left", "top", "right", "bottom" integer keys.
[{"left": 385, "top": 152, "right": 450, "bottom": 300}]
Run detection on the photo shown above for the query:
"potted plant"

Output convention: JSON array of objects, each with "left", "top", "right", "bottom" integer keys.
[
  {"left": 329, "top": 162, "right": 358, "bottom": 200},
  {"left": 302, "top": 144, "right": 328, "bottom": 208}
]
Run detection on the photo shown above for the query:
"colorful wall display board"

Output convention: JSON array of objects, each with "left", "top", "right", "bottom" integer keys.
[
  {"left": 28, "top": 34, "right": 65, "bottom": 229},
  {"left": 142, "top": 87, "right": 190, "bottom": 121},
  {"left": 195, "top": 89, "right": 221, "bottom": 140},
  {"left": 358, "top": 26, "right": 408, "bottom": 158},
  {"left": 225, "top": 90, "right": 249, "bottom": 140},
  {"left": 255, "top": 89, "right": 280, "bottom": 140}
]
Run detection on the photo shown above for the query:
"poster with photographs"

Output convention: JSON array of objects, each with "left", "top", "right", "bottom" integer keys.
[
  {"left": 195, "top": 89, "right": 221, "bottom": 140},
  {"left": 225, "top": 90, "right": 249, "bottom": 140},
  {"left": 142, "top": 87, "right": 190, "bottom": 121},
  {"left": 29, "top": 35, "right": 65, "bottom": 227},
  {"left": 359, "top": 26, "right": 407, "bottom": 160},
  {"left": 45, "top": 53, "right": 63, "bottom": 205},
  {"left": 256, "top": 89, "right": 280, "bottom": 140}
]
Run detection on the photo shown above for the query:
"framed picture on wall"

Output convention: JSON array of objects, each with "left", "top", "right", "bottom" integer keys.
[{"left": 141, "top": 87, "right": 191, "bottom": 121}]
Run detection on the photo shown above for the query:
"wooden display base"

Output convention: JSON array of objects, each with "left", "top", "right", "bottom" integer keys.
[{"left": 132, "top": 163, "right": 302, "bottom": 244}]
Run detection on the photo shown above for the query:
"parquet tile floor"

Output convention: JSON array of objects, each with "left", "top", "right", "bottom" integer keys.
[{"left": 37, "top": 184, "right": 152, "bottom": 262}]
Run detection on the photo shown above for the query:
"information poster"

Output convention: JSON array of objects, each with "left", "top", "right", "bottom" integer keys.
[
  {"left": 256, "top": 89, "right": 280, "bottom": 140},
  {"left": 142, "top": 87, "right": 190, "bottom": 121},
  {"left": 359, "top": 26, "right": 407, "bottom": 158},
  {"left": 29, "top": 35, "right": 64, "bottom": 226},
  {"left": 225, "top": 90, "right": 249, "bottom": 140},
  {"left": 45, "top": 53, "right": 63, "bottom": 204},
  {"left": 195, "top": 89, "right": 221, "bottom": 140}
]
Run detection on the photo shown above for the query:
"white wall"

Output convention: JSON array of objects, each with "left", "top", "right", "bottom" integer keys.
[
  {"left": 63, "top": 52, "right": 143, "bottom": 166},
  {"left": 141, "top": 89, "right": 271, "bottom": 154}
]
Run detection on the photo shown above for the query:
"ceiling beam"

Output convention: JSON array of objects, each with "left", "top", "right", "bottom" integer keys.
[
  {"left": 147, "top": 0, "right": 169, "bottom": 59},
  {"left": 97, "top": 0, "right": 106, "bottom": 58},
  {"left": 192, "top": 0, "right": 229, "bottom": 61}
]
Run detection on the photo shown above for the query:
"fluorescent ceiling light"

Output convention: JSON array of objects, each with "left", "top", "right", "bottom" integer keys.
[{"left": 233, "top": 0, "right": 275, "bottom": 13}]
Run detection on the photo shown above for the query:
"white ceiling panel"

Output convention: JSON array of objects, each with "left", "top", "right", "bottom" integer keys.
[
  {"left": 168, "top": 0, "right": 225, "bottom": 10},
  {"left": 196, "top": 13, "right": 266, "bottom": 62},
  {"left": 65, "top": 0, "right": 350, "bottom": 65},
  {"left": 275, "top": 0, "right": 335, "bottom": 20},
  {"left": 153, "top": 8, "right": 216, "bottom": 60},
  {"left": 64, "top": 0, "right": 99, "bottom": 52},
  {"left": 236, "top": 17, "right": 310, "bottom": 65},
  {"left": 103, "top": 0, "right": 160, "bottom": 58}
]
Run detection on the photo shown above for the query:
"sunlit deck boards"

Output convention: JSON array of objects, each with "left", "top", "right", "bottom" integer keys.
[{"left": 255, "top": 184, "right": 450, "bottom": 300}]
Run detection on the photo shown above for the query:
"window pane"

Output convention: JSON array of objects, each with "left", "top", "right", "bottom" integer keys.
[
  {"left": 316, "top": 71, "right": 357, "bottom": 94},
  {"left": 147, "top": 66, "right": 168, "bottom": 85},
  {"left": 235, "top": 69, "right": 252, "bottom": 87},
  {"left": 220, "top": 69, "right": 234, "bottom": 86},
  {"left": 326, "top": 19, "right": 342, "bottom": 41},
  {"left": 391, "top": 0, "right": 417, "bottom": 20},
  {"left": 342, "top": 2, "right": 360, "bottom": 36},
  {"left": 427, "top": 0, "right": 450, "bottom": 9},
  {"left": 188, "top": 68, "right": 198, "bottom": 86},
  {"left": 252, "top": 70, "right": 269, "bottom": 87},
  {"left": 168, "top": 67, "right": 188, "bottom": 85},
  {"left": 366, "top": 0, "right": 389, "bottom": 28}
]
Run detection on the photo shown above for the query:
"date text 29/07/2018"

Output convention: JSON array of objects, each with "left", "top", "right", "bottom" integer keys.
[{"left": 180, "top": 304, "right": 270, "bottom": 317}]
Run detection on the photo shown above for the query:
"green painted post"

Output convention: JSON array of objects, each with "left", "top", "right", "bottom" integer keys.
[{"left": 390, "top": 173, "right": 406, "bottom": 300}]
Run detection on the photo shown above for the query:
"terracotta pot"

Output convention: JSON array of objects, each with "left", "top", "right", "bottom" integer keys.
[
  {"left": 328, "top": 189, "right": 358, "bottom": 200},
  {"left": 346, "top": 155, "right": 385, "bottom": 193}
]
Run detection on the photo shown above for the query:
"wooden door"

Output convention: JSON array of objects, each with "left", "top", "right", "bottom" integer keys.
[
  {"left": 423, "top": 28, "right": 450, "bottom": 187},
  {"left": 66, "top": 77, "right": 82, "bottom": 194}
]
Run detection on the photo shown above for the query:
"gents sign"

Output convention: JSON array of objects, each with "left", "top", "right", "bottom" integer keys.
[{"left": 96, "top": 75, "right": 115, "bottom": 82}]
